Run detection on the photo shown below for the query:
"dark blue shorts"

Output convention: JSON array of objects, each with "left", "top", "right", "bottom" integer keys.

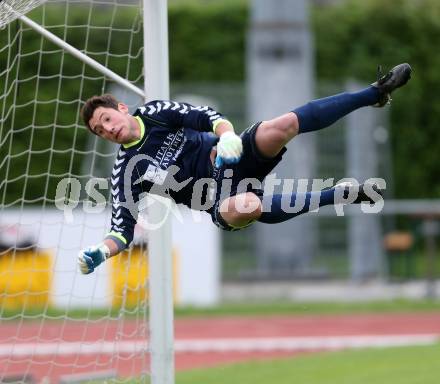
[{"left": 208, "top": 122, "right": 286, "bottom": 231}]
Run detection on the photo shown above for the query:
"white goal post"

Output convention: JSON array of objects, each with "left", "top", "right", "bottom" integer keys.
[
  {"left": 0, "top": 0, "right": 174, "bottom": 383},
  {"left": 143, "top": 1, "right": 175, "bottom": 384}
]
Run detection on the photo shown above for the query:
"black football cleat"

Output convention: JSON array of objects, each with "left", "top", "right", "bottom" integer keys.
[
  {"left": 371, "top": 63, "right": 412, "bottom": 107},
  {"left": 353, "top": 183, "right": 384, "bottom": 204},
  {"left": 337, "top": 182, "right": 384, "bottom": 204}
]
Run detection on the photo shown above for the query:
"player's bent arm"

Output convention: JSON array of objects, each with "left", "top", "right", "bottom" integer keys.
[
  {"left": 213, "top": 119, "right": 234, "bottom": 136},
  {"left": 213, "top": 119, "right": 243, "bottom": 167},
  {"left": 143, "top": 100, "right": 228, "bottom": 134}
]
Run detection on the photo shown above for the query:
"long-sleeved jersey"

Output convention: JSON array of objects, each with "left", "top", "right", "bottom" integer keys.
[{"left": 105, "top": 100, "right": 226, "bottom": 250}]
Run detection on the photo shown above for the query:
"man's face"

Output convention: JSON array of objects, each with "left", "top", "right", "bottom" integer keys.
[{"left": 88, "top": 104, "right": 137, "bottom": 144}]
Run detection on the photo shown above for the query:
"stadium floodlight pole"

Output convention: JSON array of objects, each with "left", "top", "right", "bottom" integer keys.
[
  {"left": 4, "top": 3, "right": 145, "bottom": 99},
  {"left": 143, "top": 1, "right": 175, "bottom": 384}
]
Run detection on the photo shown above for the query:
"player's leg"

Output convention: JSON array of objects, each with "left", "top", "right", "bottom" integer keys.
[
  {"left": 255, "top": 63, "right": 412, "bottom": 158},
  {"left": 258, "top": 181, "right": 383, "bottom": 224},
  {"left": 217, "top": 182, "right": 383, "bottom": 228},
  {"left": 219, "top": 192, "right": 262, "bottom": 229}
]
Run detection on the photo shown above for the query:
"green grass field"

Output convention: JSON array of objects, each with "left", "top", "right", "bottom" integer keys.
[
  {"left": 90, "top": 343, "right": 440, "bottom": 384},
  {"left": 2, "top": 299, "right": 440, "bottom": 320},
  {"left": 176, "top": 343, "right": 440, "bottom": 384},
  {"left": 174, "top": 299, "right": 440, "bottom": 317}
]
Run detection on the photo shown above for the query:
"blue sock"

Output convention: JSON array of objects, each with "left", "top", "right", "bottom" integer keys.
[
  {"left": 293, "top": 87, "right": 380, "bottom": 134},
  {"left": 258, "top": 188, "right": 337, "bottom": 224}
]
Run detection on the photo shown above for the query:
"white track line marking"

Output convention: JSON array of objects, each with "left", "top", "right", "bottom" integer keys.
[{"left": 0, "top": 335, "right": 438, "bottom": 357}]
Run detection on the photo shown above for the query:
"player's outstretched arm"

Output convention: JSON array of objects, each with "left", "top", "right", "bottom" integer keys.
[
  {"left": 214, "top": 120, "right": 243, "bottom": 167},
  {"left": 78, "top": 238, "right": 120, "bottom": 274}
]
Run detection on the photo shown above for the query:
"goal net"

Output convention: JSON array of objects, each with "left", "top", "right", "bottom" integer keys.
[
  {"left": 0, "top": 0, "right": 49, "bottom": 27},
  {"left": 0, "top": 0, "right": 170, "bottom": 382}
]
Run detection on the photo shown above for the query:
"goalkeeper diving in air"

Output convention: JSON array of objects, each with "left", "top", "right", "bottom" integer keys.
[{"left": 78, "top": 63, "right": 411, "bottom": 274}]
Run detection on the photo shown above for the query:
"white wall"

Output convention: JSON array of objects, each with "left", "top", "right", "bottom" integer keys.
[{"left": 173, "top": 206, "right": 220, "bottom": 306}]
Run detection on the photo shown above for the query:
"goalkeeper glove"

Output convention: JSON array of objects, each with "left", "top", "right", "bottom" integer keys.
[
  {"left": 215, "top": 131, "right": 243, "bottom": 167},
  {"left": 78, "top": 243, "right": 110, "bottom": 274}
]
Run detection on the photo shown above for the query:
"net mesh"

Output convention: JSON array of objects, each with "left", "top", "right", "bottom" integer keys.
[
  {"left": 0, "top": 0, "right": 152, "bottom": 381},
  {"left": 0, "top": 0, "right": 50, "bottom": 27}
]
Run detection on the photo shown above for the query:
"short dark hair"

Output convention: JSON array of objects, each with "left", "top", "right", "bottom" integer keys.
[{"left": 81, "top": 94, "right": 119, "bottom": 134}]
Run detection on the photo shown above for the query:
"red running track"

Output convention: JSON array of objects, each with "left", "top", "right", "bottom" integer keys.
[{"left": 1, "top": 312, "right": 440, "bottom": 382}]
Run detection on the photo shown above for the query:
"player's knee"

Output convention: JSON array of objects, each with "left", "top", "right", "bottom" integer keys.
[
  {"left": 277, "top": 113, "right": 298, "bottom": 140},
  {"left": 220, "top": 193, "right": 262, "bottom": 227},
  {"left": 264, "top": 113, "right": 298, "bottom": 143}
]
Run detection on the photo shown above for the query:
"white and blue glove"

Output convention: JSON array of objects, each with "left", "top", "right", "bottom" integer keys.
[
  {"left": 78, "top": 243, "right": 110, "bottom": 274},
  {"left": 215, "top": 131, "right": 243, "bottom": 167}
]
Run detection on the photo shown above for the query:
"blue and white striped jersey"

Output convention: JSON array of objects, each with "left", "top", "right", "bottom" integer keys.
[{"left": 105, "top": 99, "right": 225, "bottom": 250}]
